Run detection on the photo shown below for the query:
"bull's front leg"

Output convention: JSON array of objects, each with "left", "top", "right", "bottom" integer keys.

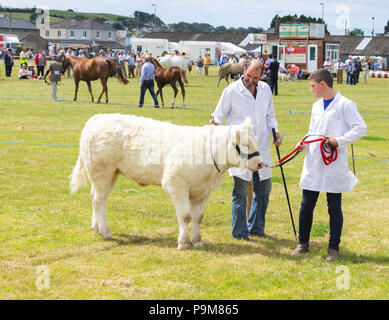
[{"left": 190, "top": 196, "right": 209, "bottom": 248}]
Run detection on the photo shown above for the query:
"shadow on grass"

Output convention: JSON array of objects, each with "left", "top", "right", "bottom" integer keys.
[{"left": 111, "top": 233, "right": 389, "bottom": 264}]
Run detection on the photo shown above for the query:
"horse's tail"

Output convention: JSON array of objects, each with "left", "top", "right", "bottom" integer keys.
[
  {"left": 107, "top": 59, "right": 129, "bottom": 85},
  {"left": 180, "top": 68, "right": 188, "bottom": 84}
]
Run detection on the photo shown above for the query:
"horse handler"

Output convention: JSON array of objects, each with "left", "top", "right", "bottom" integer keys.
[
  {"left": 291, "top": 69, "right": 366, "bottom": 261},
  {"left": 44, "top": 55, "right": 63, "bottom": 101},
  {"left": 138, "top": 55, "right": 159, "bottom": 108}
]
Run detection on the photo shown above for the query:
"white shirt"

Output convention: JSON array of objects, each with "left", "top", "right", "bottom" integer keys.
[
  {"left": 299, "top": 92, "right": 367, "bottom": 193},
  {"left": 323, "top": 59, "right": 332, "bottom": 71},
  {"left": 211, "top": 78, "right": 278, "bottom": 181}
]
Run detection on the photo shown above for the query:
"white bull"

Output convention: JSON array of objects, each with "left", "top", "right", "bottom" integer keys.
[
  {"left": 70, "top": 114, "right": 263, "bottom": 250},
  {"left": 159, "top": 55, "right": 193, "bottom": 72}
]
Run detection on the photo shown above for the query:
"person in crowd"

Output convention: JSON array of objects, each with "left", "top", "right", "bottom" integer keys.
[
  {"left": 268, "top": 55, "right": 280, "bottom": 95},
  {"left": 18, "top": 64, "right": 29, "bottom": 79},
  {"left": 210, "top": 58, "right": 282, "bottom": 241},
  {"left": 4, "top": 48, "right": 14, "bottom": 77},
  {"left": 354, "top": 57, "right": 362, "bottom": 84},
  {"left": 35, "top": 50, "right": 46, "bottom": 79},
  {"left": 19, "top": 47, "right": 28, "bottom": 67},
  {"left": 362, "top": 58, "right": 369, "bottom": 84},
  {"left": 127, "top": 51, "right": 136, "bottom": 78},
  {"left": 204, "top": 53, "right": 211, "bottom": 76},
  {"left": 196, "top": 56, "right": 204, "bottom": 75},
  {"left": 26, "top": 63, "right": 38, "bottom": 79},
  {"left": 135, "top": 52, "right": 143, "bottom": 77},
  {"left": 118, "top": 51, "right": 128, "bottom": 78},
  {"left": 346, "top": 60, "right": 355, "bottom": 85},
  {"left": 291, "top": 69, "right": 366, "bottom": 261},
  {"left": 323, "top": 56, "right": 332, "bottom": 75},
  {"left": 44, "top": 55, "right": 64, "bottom": 101},
  {"left": 335, "top": 59, "right": 345, "bottom": 84},
  {"left": 138, "top": 54, "right": 159, "bottom": 108}
]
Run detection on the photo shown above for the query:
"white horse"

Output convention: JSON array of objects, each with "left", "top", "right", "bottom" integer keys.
[{"left": 159, "top": 55, "right": 192, "bottom": 72}]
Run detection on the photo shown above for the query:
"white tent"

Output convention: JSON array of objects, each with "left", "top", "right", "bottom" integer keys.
[
  {"left": 221, "top": 42, "right": 246, "bottom": 56},
  {"left": 178, "top": 41, "right": 217, "bottom": 64}
]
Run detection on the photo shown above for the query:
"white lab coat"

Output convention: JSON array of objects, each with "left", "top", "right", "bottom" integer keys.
[
  {"left": 211, "top": 78, "right": 278, "bottom": 181},
  {"left": 299, "top": 92, "right": 367, "bottom": 193}
]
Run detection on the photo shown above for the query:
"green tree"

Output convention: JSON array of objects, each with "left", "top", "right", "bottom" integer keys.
[
  {"left": 349, "top": 28, "right": 364, "bottom": 36},
  {"left": 384, "top": 20, "right": 389, "bottom": 34}
]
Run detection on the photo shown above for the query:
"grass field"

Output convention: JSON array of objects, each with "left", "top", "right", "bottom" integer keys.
[{"left": 0, "top": 61, "right": 388, "bottom": 300}]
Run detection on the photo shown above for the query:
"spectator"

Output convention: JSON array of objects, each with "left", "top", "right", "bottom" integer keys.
[
  {"left": 4, "top": 48, "right": 14, "bottom": 77},
  {"left": 335, "top": 59, "right": 345, "bottom": 84},
  {"left": 18, "top": 64, "right": 29, "bottom": 79},
  {"left": 196, "top": 56, "right": 204, "bottom": 75},
  {"left": 354, "top": 57, "right": 362, "bottom": 83},
  {"left": 204, "top": 53, "right": 211, "bottom": 76},
  {"left": 323, "top": 56, "right": 332, "bottom": 74},
  {"left": 27, "top": 63, "right": 38, "bottom": 79},
  {"left": 35, "top": 50, "right": 46, "bottom": 79},
  {"left": 346, "top": 60, "right": 356, "bottom": 85},
  {"left": 362, "top": 58, "right": 369, "bottom": 84},
  {"left": 118, "top": 51, "right": 128, "bottom": 78},
  {"left": 127, "top": 51, "right": 136, "bottom": 78},
  {"left": 268, "top": 56, "right": 280, "bottom": 95},
  {"left": 19, "top": 47, "right": 28, "bottom": 67},
  {"left": 135, "top": 52, "right": 143, "bottom": 77}
]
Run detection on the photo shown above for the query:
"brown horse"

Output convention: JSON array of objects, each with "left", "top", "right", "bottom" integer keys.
[
  {"left": 151, "top": 57, "right": 188, "bottom": 108},
  {"left": 62, "top": 55, "right": 129, "bottom": 104}
]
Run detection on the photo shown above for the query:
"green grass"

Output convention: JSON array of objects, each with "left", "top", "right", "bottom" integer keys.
[{"left": 0, "top": 60, "right": 388, "bottom": 299}]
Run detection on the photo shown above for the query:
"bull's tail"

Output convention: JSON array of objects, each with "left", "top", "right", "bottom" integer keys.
[
  {"left": 108, "top": 60, "right": 129, "bottom": 85},
  {"left": 180, "top": 68, "right": 188, "bottom": 84},
  {"left": 70, "top": 154, "right": 87, "bottom": 193}
]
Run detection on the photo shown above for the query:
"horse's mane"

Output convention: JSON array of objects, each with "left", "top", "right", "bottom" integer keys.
[{"left": 152, "top": 58, "right": 165, "bottom": 69}]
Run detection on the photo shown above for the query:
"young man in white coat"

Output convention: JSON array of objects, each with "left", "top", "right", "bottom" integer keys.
[
  {"left": 210, "top": 59, "right": 282, "bottom": 240},
  {"left": 291, "top": 69, "right": 367, "bottom": 261}
]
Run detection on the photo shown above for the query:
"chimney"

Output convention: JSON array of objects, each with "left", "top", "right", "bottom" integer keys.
[
  {"left": 75, "top": 15, "right": 84, "bottom": 22},
  {"left": 274, "top": 19, "right": 281, "bottom": 35}
]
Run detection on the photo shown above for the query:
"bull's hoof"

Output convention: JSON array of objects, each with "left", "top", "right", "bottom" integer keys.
[
  {"left": 192, "top": 241, "right": 203, "bottom": 248},
  {"left": 177, "top": 242, "right": 191, "bottom": 250},
  {"left": 96, "top": 101, "right": 101, "bottom": 104},
  {"left": 101, "top": 233, "right": 112, "bottom": 240}
]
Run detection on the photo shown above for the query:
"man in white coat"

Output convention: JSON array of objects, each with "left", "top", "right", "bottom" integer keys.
[
  {"left": 210, "top": 59, "right": 282, "bottom": 240},
  {"left": 291, "top": 69, "right": 367, "bottom": 261}
]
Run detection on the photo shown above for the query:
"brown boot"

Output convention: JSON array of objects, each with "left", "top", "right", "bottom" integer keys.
[
  {"left": 291, "top": 243, "right": 309, "bottom": 256},
  {"left": 326, "top": 248, "right": 339, "bottom": 262}
]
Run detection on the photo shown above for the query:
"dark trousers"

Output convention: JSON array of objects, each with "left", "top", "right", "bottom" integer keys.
[
  {"left": 37, "top": 66, "right": 45, "bottom": 77},
  {"left": 268, "top": 77, "right": 278, "bottom": 95},
  {"left": 128, "top": 65, "right": 135, "bottom": 78},
  {"left": 298, "top": 189, "right": 343, "bottom": 250},
  {"left": 139, "top": 79, "right": 159, "bottom": 107},
  {"left": 5, "top": 65, "right": 12, "bottom": 77}
]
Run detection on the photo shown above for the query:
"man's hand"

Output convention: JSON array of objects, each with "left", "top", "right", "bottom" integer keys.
[
  {"left": 326, "top": 135, "right": 338, "bottom": 149},
  {"left": 273, "top": 132, "right": 283, "bottom": 147}
]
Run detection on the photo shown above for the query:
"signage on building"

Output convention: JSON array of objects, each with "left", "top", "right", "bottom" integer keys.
[
  {"left": 309, "top": 23, "right": 325, "bottom": 39},
  {"left": 279, "top": 23, "right": 309, "bottom": 39},
  {"left": 250, "top": 33, "right": 267, "bottom": 44},
  {"left": 281, "top": 45, "right": 307, "bottom": 63}
]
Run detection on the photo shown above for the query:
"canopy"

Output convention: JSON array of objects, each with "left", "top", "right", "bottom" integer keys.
[{"left": 220, "top": 42, "right": 246, "bottom": 55}]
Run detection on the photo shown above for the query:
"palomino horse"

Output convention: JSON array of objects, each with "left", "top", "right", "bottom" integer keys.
[
  {"left": 159, "top": 55, "right": 192, "bottom": 72},
  {"left": 62, "top": 55, "right": 129, "bottom": 103},
  {"left": 151, "top": 58, "right": 188, "bottom": 108},
  {"left": 216, "top": 63, "right": 244, "bottom": 86}
]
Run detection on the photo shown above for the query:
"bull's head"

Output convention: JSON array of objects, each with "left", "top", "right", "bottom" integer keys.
[{"left": 228, "top": 118, "right": 264, "bottom": 171}]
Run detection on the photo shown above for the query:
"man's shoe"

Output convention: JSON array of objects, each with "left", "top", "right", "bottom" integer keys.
[
  {"left": 233, "top": 236, "right": 250, "bottom": 241},
  {"left": 153, "top": 105, "right": 160, "bottom": 108},
  {"left": 137, "top": 105, "right": 143, "bottom": 108},
  {"left": 250, "top": 232, "right": 272, "bottom": 239},
  {"left": 326, "top": 248, "right": 339, "bottom": 262},
  {"left": 291, "top": 243, "right": 309, "bottom": 256}
]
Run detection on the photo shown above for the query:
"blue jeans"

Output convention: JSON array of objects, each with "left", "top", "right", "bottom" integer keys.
[
  {"left": 346, "top": 71, "right": 351, "bottom": 84},
  {"left": 231, "top": 173, "right": 272, "bottom": 239},
  {"left": 298, "top": 190, "right": 343, "bottom": 250},
  {"left": 139, "top": 79, "right": 159, "bottom": 106}
]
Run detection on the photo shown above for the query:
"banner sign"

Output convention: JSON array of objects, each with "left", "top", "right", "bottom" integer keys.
[{"left": 279, "top": 23, "right": 309, "bottom": 39}]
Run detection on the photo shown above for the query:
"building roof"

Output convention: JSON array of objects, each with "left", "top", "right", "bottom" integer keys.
[
  {"left": 143, "top": 32, "right": 248, "bottom": 46},
  {"left": 325, "top": 35, "right": 389, "bottom": 56},
  {"left": 0, "top": 15, "right": 38, "bottom": 30},
  {"left": 50, "top": 18, "right": 115, "bottom": 31},
  {"left": 47, "top": 38, "right": 124, "bottom": 49}
]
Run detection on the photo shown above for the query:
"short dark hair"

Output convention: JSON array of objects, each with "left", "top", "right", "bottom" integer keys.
[{"left": 310, "top": 68, "right": 333, "bottom": 88}]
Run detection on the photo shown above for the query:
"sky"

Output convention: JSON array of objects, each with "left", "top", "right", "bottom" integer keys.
[{"left": 1, "top": 0, "right": 388, "bottom": 35}]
